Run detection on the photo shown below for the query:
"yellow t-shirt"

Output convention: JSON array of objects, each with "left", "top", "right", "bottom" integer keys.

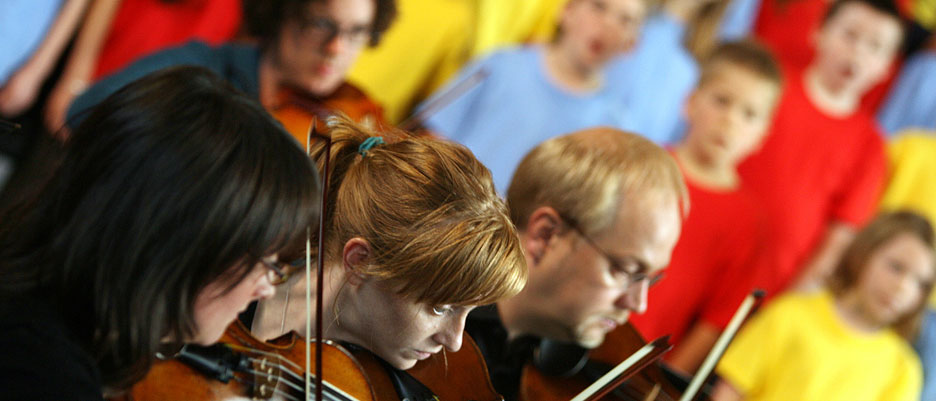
[
  {"left": 716, "top": 291, "right": 922, "bottom": 401},
  {"left": 348, "top": 0, "right": 475, "bottom": 123},
  {"left": 911, "top": 0, "right": 935, "bottom": 29},
  {"left": 877, "top": 131, "right": 936, "bottom": 306},
  {"left": 471, "top": 0, "right": 566, "bottom": 56},
  {"left": 349, "top": 0, "right": 569, "bottom": 124}
]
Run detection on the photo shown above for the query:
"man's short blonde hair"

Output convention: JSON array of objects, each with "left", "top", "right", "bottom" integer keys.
[{"left": 507, "top": 127, "right": 688, "bottom": 236}]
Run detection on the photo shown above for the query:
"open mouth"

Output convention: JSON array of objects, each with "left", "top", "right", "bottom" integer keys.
[{"left": 589, "top": 39, "right": 605, "bottom": 56}]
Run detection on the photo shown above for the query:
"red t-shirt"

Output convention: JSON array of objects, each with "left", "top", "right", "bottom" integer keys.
[
  {"left": 629, "top": 175, "right": 768, "bottom": 348},
  {"left": 737, "top": 66, "right": 886, "bottom": 295},
  {"left": 94, "top": 0, "right": 242, "bottom": 79},
  {"left": 751, "top": 0, "right": 901, "bottom": 113},
  {"left": 753, "top": 0, "right": 826, "bottom": 71}
]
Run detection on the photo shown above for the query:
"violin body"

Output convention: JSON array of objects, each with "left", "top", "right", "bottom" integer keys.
[
  {"left": 520, "top": 322, "right": 710, "bottom": 401},
  {"left": 114, "top": 321, "right": 505, "bottom": 401},
  {"left": 271, "top": 83, "right": 385, "bottom": 145},
  {"left": 407, "top": 334, "right": 504, "bottom": 401},
  {"left": 112, "top": 320, "right": 398, "bottom": 401}
]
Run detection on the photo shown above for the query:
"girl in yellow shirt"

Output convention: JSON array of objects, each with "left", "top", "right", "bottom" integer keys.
[{"left": 713, "top": 211, "right": 936, "bottom": 401}]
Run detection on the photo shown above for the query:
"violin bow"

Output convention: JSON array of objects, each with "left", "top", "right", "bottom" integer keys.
[
  {"left": 305, "top": 118, "right": 331, "bottom": 401},
  {"left": 570, "top": 336, "right": 673, "bottom": 401},
  {"left": 677, "top": 289, "right": 765, "bottom": 401},
  {"left": 397, "top": 67, "right": 488, "bottom": 132}
]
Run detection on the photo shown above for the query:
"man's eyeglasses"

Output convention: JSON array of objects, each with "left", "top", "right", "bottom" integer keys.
[
  {"left": 298, "top": 16, "right": 372, "bottom": 46},
  {"left": 260, "top": 258, "right": 306, "bottom": 286},
  {"left": 558, "top": 214, "right": 664, "bottom": 288}
]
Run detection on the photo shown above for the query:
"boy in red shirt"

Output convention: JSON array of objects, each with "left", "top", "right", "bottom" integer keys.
[
  {"left": 737, "top": 0, "right": 901, "bottom": 295},
  {"left": 629, "top": 40, "right": 783, "bottom": 374}
]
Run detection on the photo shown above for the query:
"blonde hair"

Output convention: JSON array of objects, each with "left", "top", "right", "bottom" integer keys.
[
  {"left": 309, "top": 116, "right": 527, "bottom": 306},
  {"left": 828, "top": 211, "right": 936, "bottom": 340},
  {"left": 507, "top": 127, "right": 688, "bottom": 237}
]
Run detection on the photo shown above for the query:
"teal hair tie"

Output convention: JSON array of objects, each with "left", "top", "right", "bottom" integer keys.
[{"left": 358, "top": 136, "right": 385, "bottom": 156}]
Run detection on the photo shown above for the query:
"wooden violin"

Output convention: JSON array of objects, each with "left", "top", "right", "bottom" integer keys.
[
  {"left": 270, "top": 84, "right": 385, "bottom": 146},
  {"left": 519, "top": 322, "right": 708, "bottom": 401},
  {"left": 519, "top": 290, "right": 764, "bottom": 401},
  {"left": 111, "top": 320, "right": 401, "bottom": 401},
  {"left": 111, "top": 320, "right": 503, "bottom": 401}
]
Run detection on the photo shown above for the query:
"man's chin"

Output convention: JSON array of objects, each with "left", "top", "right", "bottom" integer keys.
[{"left": 573, "top": 329, "right": 608, "bottom": 349}]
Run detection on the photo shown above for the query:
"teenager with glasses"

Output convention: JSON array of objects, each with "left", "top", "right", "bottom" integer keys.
[
  {"left": 0, "top": 66, "right": 320, "bottom": 400},
  {"left": 66, "top": 0, "right": 396, "bottom": 142},
  {"left": 249, "top": 115, "right": 529, "bottom": 372},
  {"left": 464, "top": 127, "right": 688, "bottom": 400}
]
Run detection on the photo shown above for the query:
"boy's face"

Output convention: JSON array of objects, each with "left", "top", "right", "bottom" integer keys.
[
  {"left": 559, "top": 0, "right": 647, "bottom": 69},
  {"left": 684, "top": 63, "right": 779, "bottom": 167},
  {"left": 813, "top": 2, "right": 902, "bottom": 95}
]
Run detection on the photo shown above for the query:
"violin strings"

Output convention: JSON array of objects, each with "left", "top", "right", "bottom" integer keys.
[
  {"left": 237, "top": 362, "right": 355, "bottom": 401},
  {"left": 226, "top": 344, "right": 342, "bottom": 400},
  {"left": 237, "top": 355, "right": 360, "bottom": 401},
  {"left": 229, "top": 374, "right": 302, "bottom": 401}
]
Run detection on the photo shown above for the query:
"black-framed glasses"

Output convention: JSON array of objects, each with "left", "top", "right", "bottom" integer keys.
[
  {"left": 260, "top": 258, "right": 305, "bottom": 286},
  {"left": 558, "top": 214, "right": 664, "bottom": 288},
  {"left": 298, "top": 15, "right": 371, "bottom": 46}
]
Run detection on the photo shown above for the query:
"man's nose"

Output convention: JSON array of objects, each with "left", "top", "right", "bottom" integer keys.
[{"left": 615, "top": 279, "right": 648, "bottom": 314}]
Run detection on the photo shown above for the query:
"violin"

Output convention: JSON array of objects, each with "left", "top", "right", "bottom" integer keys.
[
  {"left": 519, "top": 322, "right": 710, "bottom": 401},
  {"left": 111, "top": 315, "right": 504, "bottom": 400},
  {"left": 407, "top": 331, "right": 504, "bottom": 401},
  {"left": 519, "top": 290, "right": 765, "bottom": 401},
  {"left": 111, "top": 320, "right": 401, "bottom": 401},
  {"left": 270, "top": 83, "right": 386, "bottom": 145}
]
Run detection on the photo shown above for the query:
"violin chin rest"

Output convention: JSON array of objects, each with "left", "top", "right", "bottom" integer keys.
[{"left": 533, "top": 339, "right": 589, "bottom": 378}]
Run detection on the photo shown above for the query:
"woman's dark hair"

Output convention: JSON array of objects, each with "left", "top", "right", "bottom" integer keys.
[
  {"left": 244, "top": 0, "right": 397, "bottom": 48},
  {"left": 0, "top": 66, "right": 320, "bottom": 389},
  {"left": 828, "top": 211, "right": 936, "bottom": 340}
]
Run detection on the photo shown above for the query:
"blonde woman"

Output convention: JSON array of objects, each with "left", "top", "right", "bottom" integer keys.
[{"left": 251, "top": 117, "right": 528, "bottom": 372}]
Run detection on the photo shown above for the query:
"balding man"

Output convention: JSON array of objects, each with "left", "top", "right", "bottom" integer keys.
[{"left": 466, "top": 128, "right": 688, "bottom": 400}]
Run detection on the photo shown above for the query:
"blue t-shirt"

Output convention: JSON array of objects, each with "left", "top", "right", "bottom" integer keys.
[
  {"left": 606, "top": 12, "right": 699, "bottom": 145},
  {"left": 718, "top": 0, "right": 761, "bottom": 41},
  {"left": 878, "top": 51, "right": 936, "bottom": 135},
  {"left": 423, "top": 46, "right": 635, "bottom": 194}
]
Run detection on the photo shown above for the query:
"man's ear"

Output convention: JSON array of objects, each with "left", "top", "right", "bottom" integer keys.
[
  {"left": 341, "top": 237, "right": 371, "bottom": 286},
  {"left": 523, "top": 206, "right": 563, "bottom": 267}
]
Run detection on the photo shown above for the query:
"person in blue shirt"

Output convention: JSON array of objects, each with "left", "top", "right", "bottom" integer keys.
[
  {"left": 877, "top": 39, "right": 936, "bottom": 135},
  {"left": 422, "top": 0, "right": 646, "bottom": 194},
  {"left": 605, "top": 7, "right": 698, "bottom": 145}
]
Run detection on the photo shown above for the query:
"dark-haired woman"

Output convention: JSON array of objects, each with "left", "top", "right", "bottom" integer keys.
[{"left": 0, "top": 65, "right": 320, "bottom": 400}]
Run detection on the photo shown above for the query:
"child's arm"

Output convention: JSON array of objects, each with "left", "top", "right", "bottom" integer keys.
[
  {"left": 711, "top": 380, "right": 745, "bottom": 401},
  {"left": 44, "top": 0, "right": 122, "bottom": 136},
  {"left": 0, "top": 0, "right": 91, "bottom": 116},
  {"left": 668, "top": 321, "right": 721, "bottom": 374},
  {"left": 792, "top": 222, "right": 856, "bottom": 292}
]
